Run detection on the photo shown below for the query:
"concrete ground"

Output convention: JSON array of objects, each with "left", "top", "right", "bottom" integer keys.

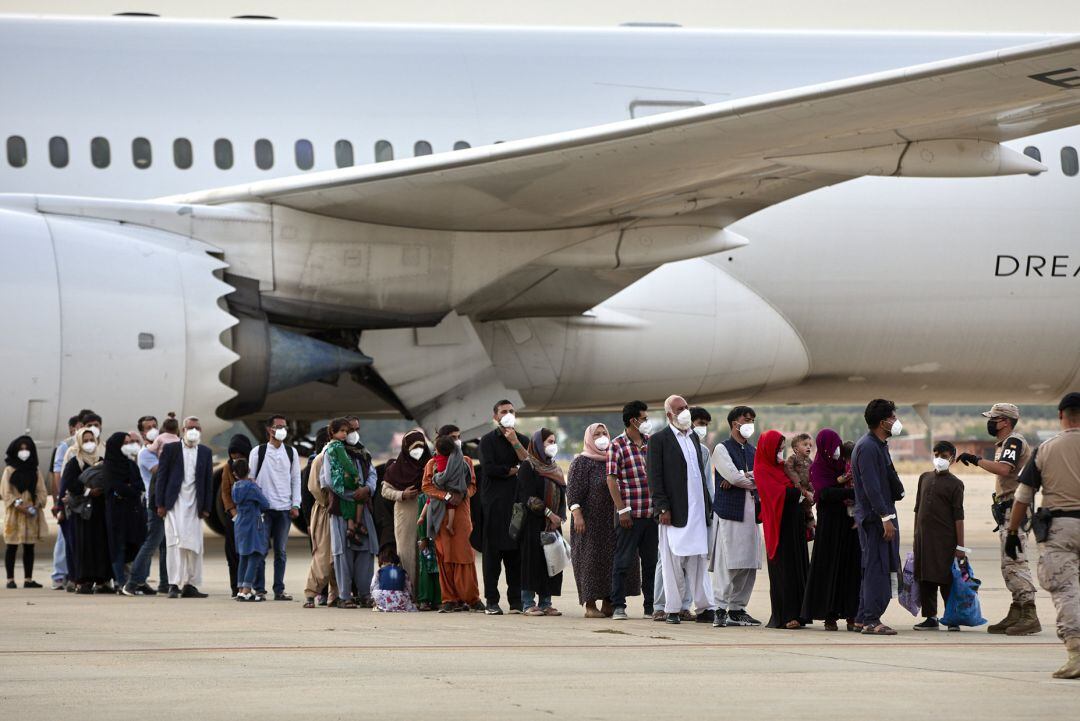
[{"left": 2, "top": 472, "right": 1077, "bottom": 719}]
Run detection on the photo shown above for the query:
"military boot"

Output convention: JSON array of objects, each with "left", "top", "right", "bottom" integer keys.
[
  {"left": 988, "top": 602, "right": 1022, "bottom": 633},
  {"left": 1052, "top": 638, "right": 1080, "bottom": 679},
  {"left": 1006, "top": 602, "right": 1042, "bottom": 636}
]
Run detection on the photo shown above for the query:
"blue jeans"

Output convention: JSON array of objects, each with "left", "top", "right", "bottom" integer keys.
[
  {"left": 260, "top": 509, "right": 291, "bottom": 595},
  {"left": 129, "top": 510, "right": 168, "bottom": 588},
  {"left": 521, "top": 588, "right": 552, "bottom": 610},
  {"left": 51, "top": 529, "right": 68, "bottom": 583},
  {"left": 238, "top": 552, "right": 264, "bottom": 589}
]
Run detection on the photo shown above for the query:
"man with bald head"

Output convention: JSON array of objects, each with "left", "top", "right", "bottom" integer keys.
[{"left": 646, "top": 395, "right": 716, "bottom": 624}]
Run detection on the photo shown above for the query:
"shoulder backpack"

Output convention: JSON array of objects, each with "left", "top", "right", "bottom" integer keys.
[{"left": 255, "top": 443, "right": 295, "bottom": 479}]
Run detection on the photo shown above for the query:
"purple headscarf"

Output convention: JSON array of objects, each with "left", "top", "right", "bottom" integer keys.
[{"left": 809, "top": 428, "right": 846, "bottom": 504}]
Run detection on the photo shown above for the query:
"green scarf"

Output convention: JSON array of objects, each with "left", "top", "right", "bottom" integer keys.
[{"left": 326, "top": 439, "right": 359, "bottom": 518}]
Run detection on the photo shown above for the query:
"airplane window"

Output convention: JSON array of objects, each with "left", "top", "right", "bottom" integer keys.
[
  {"left": 1062, "top": 146, "right": 1078, "bottom": 177},
  {"left": 295, "top": 139, "right": 314, "bottom": 170},
  {"left": 132, "top": 137, "right": 152, "bottom": 169},
  {"left": 414, "top": 141, "right": 433, "bottom": 157},
  {"left": 6, "top": 136, "right": 27, "bottom": 167},
  {"left": 173, "top": 138, "right": 193, "bottom": 169},
  {"left": 375, "top": 140, "right": 393, "bottom": 163},
  {"left": 1023, "top": 145, "right": 1042, "bottom": 177},
  {"left": 49, "top": 136, "right": 69, "bottom": 168},
  {"left": 90, "top": 137, "right": 110, "bottom": 168},
  {"left": 335, "top": 139, "right": 354, "bottom": 168},
  {"left": 215, "top": 138, "right": 234, "bottom": 170},
  {"left": 255, "top": 138, "right": 274, "bottom": 170},
  {"left": 453, "top": 141, "right": 471, "bottom": 151}
]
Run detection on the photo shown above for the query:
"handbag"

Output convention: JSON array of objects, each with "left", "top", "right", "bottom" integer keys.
[
  {"left": 508, "top": 502, "right": 526, "bottom": 541},
  {"left": 541, "top": 530, "right": 571, "bottom": 577},
  {"left": 940, "top": 558, "right": 988, "bottom": 627},
  {"left": 64, "top": 493, "right": 93, "bottom": 520}
]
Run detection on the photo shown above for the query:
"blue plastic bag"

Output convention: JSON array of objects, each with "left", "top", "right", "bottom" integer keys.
[
  {"left": 940, "top": 558, "right": 987, "bottom": 627},
  {"left": 898, "top": 552, "right": 921, "bottom": 616}
]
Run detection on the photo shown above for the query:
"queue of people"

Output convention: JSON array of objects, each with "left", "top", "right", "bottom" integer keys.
[{"left": 3, "top": 392, "right": 1080, "bottom": 679}]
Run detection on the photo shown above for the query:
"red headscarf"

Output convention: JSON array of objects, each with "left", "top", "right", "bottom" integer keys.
[{"left": 753, "top": 430, "right": 791, "bottom": 561}]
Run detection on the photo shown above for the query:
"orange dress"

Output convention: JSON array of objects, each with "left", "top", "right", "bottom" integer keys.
[{"left": 421, "top": 457, "right": 481, "bottom": 604}]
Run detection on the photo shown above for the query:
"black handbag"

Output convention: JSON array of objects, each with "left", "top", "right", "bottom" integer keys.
[{"left": 508, "top": 502, "right": 526, "bottom": 541}]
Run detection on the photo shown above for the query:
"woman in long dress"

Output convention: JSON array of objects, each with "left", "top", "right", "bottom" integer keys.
[
  {"left": 801, "top": 429, "right": 861, "bottom": 630},
  {"left": 755, "top": 430, "right": 811, "bottom": 629},
  {"left": 102, "top": 431, "right": 147, "bottom": 591},
  {"left": 567, "top": 422, "right": 640, "bottom": 617},
  {"left": 2, "top": 435, "right": 49, "bottom": 588},
  {"left": 380, "top": 429, "right": 430, "bottom": 596},
  {"left": 61, "top": 428, "right": 113, "bottom": 593}
]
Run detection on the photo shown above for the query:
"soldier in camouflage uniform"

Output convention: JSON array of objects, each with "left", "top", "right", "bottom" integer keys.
[
  {"left": 1006, "top": 392, "right": 1080, "bottom": 679},
  {"left": 958, "top": 403, "right": 1040, "bottom": 635}
]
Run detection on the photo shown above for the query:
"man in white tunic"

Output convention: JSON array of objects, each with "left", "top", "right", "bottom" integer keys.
[
  {"left": 647, "top": 395, "right": 716, "bottom": 624},
  {"left": 709, "top": 406, "right": 764, "bottom": 627},
  {"left": 154, "top": 416, "right": 213, "bottom": 598}
]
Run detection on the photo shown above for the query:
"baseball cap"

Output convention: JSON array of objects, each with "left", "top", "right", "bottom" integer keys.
[
  {"left": 981, "top": 403, "right": 1020, "bottom": 420},
  {"left": 1058, "top": 392, "right": 1080, "bottom": 412}
]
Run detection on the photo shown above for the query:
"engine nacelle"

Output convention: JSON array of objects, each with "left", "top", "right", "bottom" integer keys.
[{"left": 0, "top": 204, "right": 238, "bottom": 449}]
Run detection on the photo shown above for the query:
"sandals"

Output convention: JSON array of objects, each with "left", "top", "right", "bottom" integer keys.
[
  {"left": 862, "top": 624, "right": 898, "bottom": 635},
  {"left": 543, "top": 607, "right": 562, "bottom": 617},
  {"left": 847, "top": 622, "right": 864, "bottom": 633},
  {"left": 337, "top": 599, "right": 358, "bottom": 609},
  {"left": 824, "top": 620, "right": 839, "bottom": 632},
  {"left": 303, "top": 598, "right": 316, "bottom": 609},
  {"left": 784, "top": 620, "right": 803, "bottom": 630}
]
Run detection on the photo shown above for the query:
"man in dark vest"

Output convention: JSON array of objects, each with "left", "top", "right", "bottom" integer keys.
[{"left": 709, "top": 406, "right": 763, "bottom": 627}]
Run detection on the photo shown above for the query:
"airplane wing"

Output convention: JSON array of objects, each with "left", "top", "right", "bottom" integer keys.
[{"left": 165, "top": 36, "right": 1080, "bottom": 234}]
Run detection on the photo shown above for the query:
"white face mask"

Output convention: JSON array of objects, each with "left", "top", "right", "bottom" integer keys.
[
  {"left": 674, "top": 409, "right": 692, "bottom": 429},
  {"left": 932, "top": 457, "right": 951, "bottom": 473},
  {"left": 499, "top": 413, "right": 516, "bottom": 429},
  {"left": 544, "top": 443, "right": 559, "bottom": 460},
  {"left": 87, "top": 426, "right": 101, "bottom": 439},
  {"left": 832, "top": 447, "right": 841, "bottom": 461},
  {"left": 594, "top": 435, "right": 610, "bottom": 451},
  {"left": 739, "top": 423, "right": 755, "bottom": 439},
  {"left": 81, "top": 441, "right": 97, "bottom": 454},
  {"left": 693, "top": 426, "right": 707, "bottom": 439},
  {"left": 346, "top": 431, "right": 360, "bottom": 446},
  {"left": 184, "top": 428, "right": 201, "bottom": 445},
  {"left": 273, "top": 428, "right": 288, "bottom": 442},
  {"left": 122, "top": 442, "right": 141, "bottom": 459},
  {"left": 144, "top": 428, "right": 159, "bottom": 442},
  {"left": 887, "top": 419, "right": 903, "bottom": 436},
  {"left": 408, "top": 447, "right": 425, "bottom": 461},
  {"left": 776, "top": 450, "right": 785, "bottom": 463},
  {"left": 16, "top": 450, "right": 31, "bottom": 462},
  {"left": 637, "top": 418, "right": 653, "bottom": 435},
  {"left": 454, "top": 438, "right": 463, "bottom": 449}
]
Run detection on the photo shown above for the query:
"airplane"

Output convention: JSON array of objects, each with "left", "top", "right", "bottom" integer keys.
[{"left": 3, "top": 14, "right": 1080, "bottom": 452}]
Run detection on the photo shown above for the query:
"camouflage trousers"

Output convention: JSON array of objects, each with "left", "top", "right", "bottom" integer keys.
[
  {"left": 1037, "top": 516, "right": 1080, "bottom": 642},
  {"left": 999, "top": 527, "right": 1037, "bottom": 604}
]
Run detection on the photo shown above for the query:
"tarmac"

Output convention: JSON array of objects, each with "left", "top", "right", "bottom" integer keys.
[{"left": 2, "top": 472, "right": 1077, "bottom": 720}]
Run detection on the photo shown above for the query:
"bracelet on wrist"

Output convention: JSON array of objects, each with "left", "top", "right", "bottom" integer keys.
[{"left": 617, "top": 506, "right": 631, "bottom": 515}]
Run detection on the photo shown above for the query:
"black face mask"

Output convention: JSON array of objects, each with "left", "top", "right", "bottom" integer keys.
[{"left": 987, "top": 419, "right": 1000, "bottom": 437}]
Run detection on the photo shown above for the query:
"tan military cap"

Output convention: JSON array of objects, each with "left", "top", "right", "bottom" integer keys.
[{"left": 981, "top": 403, "right": 1020, "bottom": 420}]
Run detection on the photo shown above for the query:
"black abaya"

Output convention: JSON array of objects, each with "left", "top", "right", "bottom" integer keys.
[
  {"left": 766, "top": 487, "right": 810, "bottom": 627},
  {"left": 801, "top": 485, "right": 862, "bottom": 621},
  {"left": 516, "top": 463, "right": 565, "bottom": 598},
  {"left": 65, "top": 458, "right": 112, "bottom": 585}
]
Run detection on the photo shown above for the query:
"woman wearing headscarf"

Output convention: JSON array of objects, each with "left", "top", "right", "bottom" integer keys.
[
  {"left": 217, "top": 433, "right": 253, "bottom": 598},
  {"left": 381, "top": 429, "right": 430, "bottom": 596},
  {"left": 102, "top": 431, "right": 147, "bottom": 590},
  {"left": 801, "top": 429, "right": 862, "bottom": 630},
  {"left": 61, "top": 428, "right": 113, "bottom": 593},
  {"left": 421, "top": 434, "right": 483, "bottom": 612},
  {"left": 567, "top": 422, "right": 640, "bottom": 618},
  {"left": 3, "top": 435, "right": 48, "bottom": 588},
  {"left": 58, "top": 427, "right": 104, "bottom": 585},
  {"left": 755, "top": 429, "right": 811, "bottom": 629},
  {"left": 516, "top": 428, "right": 567, "bottom": 616}
]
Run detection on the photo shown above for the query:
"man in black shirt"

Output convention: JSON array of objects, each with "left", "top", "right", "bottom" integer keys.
[{"left": 478, "top": 399, "right": 529, "bottom": 615}]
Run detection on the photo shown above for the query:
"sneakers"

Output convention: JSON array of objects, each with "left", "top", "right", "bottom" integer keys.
[
  {"left": 23, "top": 580, "right": 42, "bottom": 589},
  {"left": 947, "top": 625, "right": 961, "bottom": 632},
  {"left": 438, "top": 602, "right": 456, "bottom": 613},
  {"left": 5, "top": 580, "right": 16, "bottom": 589},
  {"left": 485, "top": 602, "right": 504, "bottom": 615},
  {"left": 273, "top": 593, "right": 293, "bottom": 602},
  {"left": 666, "top": 613, "right": 681, "bottom": 624},
  {"left": 51, "top": 580, "right": 66, "bottom": 591},
  {"left": 139, "top": 584, "right": 158, "bottom": 596},
  {"left": 913, "top": 617, "right": 940, "bottom": 631},
  {"left": 651, "top": 610, "right": 667, "bottom": 622},
  {"left": 167, "top": 585, "right": 180, "bottom": 599},
  {"left": 469, "top": 601, "right": 486, "bottom": 612},
  {"left": 121, "top": 583, "right": 141, "bottom": 597},
  {"left": 726, "top": 609, "right": 762, "bottom": 627},
  {"left": 713, "top": 609, "right": 729, "bottom": 628},
  {"left": 611, "top": 606, "right": 628, "bottom": 621},
  {"left": 695, "top": 609, "right": 715, "bottom": 624}
]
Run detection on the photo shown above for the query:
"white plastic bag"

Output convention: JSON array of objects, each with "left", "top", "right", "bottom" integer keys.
[{"left": 542, "top": 531, "right": 571, "bottom": 577}]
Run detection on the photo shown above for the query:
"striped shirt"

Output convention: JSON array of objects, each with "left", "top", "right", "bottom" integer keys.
[{"left": 607, "top": 432, "right": 652, "bottom": 518}]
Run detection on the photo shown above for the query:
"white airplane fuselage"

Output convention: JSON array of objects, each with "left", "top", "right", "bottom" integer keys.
[{"left": 2, "top": 16, "right": 1078, "bottom": 444}]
